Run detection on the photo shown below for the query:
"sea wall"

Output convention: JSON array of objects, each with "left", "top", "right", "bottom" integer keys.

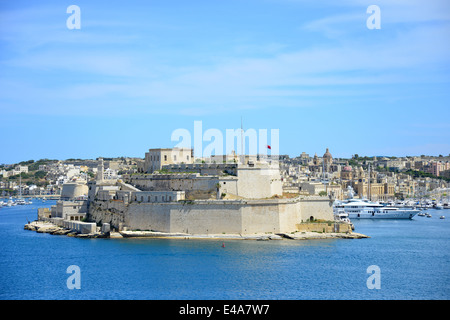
[
  {"left": 299, "top": 197, "right": 334, "bottom": 222},
  {"left": 88, "top": 196, "right": 333, "bottom": 235},
  {"left": 168, "top": 201, "right": 243, "bottom": 234},
  {"left": 296, "top": 222, "right": 352, "bottom": 233},
  {"left": 88, "top": 200, "right": 126, "bottom": 230}
]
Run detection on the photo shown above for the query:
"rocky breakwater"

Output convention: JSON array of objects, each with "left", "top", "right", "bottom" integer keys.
[
  {"left": 277, "top": 231, "right": 370, "bottom": 240},
  {"left": 24, "top": 220, "right": 117, "bottom": 238},
  {"left": 119, "top": 230, "right": 284, "bottom": 240},
  {"left": 24, "top": 221, "right": 368, "bottom": 241},
  {"left": 119, "top": 230, "right": 369, "bottom": 240}
]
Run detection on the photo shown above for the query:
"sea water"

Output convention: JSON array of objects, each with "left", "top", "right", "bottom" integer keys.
[{"left": 0, "top": 200, "right": 449, "bottom": 300}]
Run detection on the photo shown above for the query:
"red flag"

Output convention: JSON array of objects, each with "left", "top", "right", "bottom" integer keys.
[{"left": 267, "top": 145, "right": 271, "bottom": 149}]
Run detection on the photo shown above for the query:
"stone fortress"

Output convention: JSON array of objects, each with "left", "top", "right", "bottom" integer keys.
[
  {"left": 88, "top": 148, "right": 334, "bottom": 235},
  {"left": 41, "top": 148, "right": 334, "bottom": 236},
  {"left": 39, "top": 147, "right": 339, "bottom": 237}
]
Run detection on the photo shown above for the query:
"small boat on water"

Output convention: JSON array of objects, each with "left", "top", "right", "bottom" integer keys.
[
  {"left": 418, "top": 212, "right": 426, "bottom": 217},
  {"left": 440, "top": 216, "right": 445, "bottom": 219},
  {"left": 7, "top": 198, "right": 15, "bottom": 207},
  {"left": 426, "top": 214, "right": 432, "bottom": 218}
]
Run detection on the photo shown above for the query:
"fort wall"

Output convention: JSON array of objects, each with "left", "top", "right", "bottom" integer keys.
[{"left": 88, "top": 197, "right": 333, "bottom": 235}]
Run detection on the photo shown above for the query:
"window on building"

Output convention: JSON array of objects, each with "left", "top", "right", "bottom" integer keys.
[
  {"left": 164, "top": 155, "right": 167, "bottom": 161},
  {"left": 174, "top": 155, "right": 177, "bottom": 161}
]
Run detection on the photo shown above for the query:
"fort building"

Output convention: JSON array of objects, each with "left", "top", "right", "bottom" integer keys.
[
  {"left": 41, "top": 147, "right": 336, "bottom": 236},
  {"left": 82, "top": 148, "right": 334, "bottom": 235}
]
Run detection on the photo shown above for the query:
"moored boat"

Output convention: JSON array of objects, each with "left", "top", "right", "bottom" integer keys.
[{"left": 333, "top": 187, "right": 420, "bottom": 219}]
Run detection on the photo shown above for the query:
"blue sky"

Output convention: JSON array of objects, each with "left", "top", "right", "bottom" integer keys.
[{"left": 1, "top": 0, "right": 449, "bottom": 163}]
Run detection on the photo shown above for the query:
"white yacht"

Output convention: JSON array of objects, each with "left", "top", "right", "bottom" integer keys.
[
  {"left": 6, "top": 197, "right": 15, "bottom": 207},
  {"left": 333, "top": 198, "right": 420, "bottom": 219},
  {"left": 333, "top": 187, "right": 420, "bottom": 219},
  {"left": 15, "top": 198, "right": 26, "bottom": 205}
]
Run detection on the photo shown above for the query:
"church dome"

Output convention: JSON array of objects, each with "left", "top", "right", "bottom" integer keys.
[
  {"left": 343, "top": 162, "right": 352, "bottom": 171},
  {"left": 323, "top": 148, "right": 332, "bottom": 165}
]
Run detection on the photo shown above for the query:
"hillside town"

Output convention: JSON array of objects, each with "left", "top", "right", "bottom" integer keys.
[{"left": 1, "top": 150, "right": 449, "bottom": 202}]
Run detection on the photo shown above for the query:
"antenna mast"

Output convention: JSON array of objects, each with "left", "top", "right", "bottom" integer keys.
[{"left": 240, "top": 117, "right": 244, "bottom": 164}]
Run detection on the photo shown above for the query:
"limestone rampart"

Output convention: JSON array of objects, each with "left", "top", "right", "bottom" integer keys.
[{"left": 88, "top": 196, "right": 333, "bottom": 235}]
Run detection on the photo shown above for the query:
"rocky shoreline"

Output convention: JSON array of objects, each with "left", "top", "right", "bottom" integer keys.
[
  {"left": 24, "top": 221, "right": 113, "bottom": 238},
  {"left": 24, "top": 220, "right": 370, "bottom": 240},
  {"left": 119, "top": 230, "right": 369, "bottom": 240}
]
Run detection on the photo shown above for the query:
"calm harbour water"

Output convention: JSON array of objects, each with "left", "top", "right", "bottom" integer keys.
[{"left": 0, "top": 200, "right": 449, "bottom": 300}]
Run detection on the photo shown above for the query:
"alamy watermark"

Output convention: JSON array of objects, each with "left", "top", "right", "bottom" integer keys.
[
  {"left": 171, "top": 120, "right": 280, "bottom": 162},
  {"left": 66, "top": 5, "right": 81, "bottom": 30},
  {"left": 66, "top": 265, "right": 81, "bottom": 290},
  {"left": 366, "top": 265, "right": 381, "bottom": 289},
  {"left": 366, "top": 5, "right": 381, "bottom": 30},
  {"left": 66, "top": 5, "right": 380, "bottom": 31}
]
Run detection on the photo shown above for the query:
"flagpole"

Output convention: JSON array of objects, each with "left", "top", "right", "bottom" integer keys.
[{"left": 240, "top": 117, "right": 244, "bottom": 164}]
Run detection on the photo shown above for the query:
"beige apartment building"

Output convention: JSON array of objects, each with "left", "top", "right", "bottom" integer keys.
[
  {"left": 143, "top": 148, "right": 194, "bottom": 173},
  {"left": 355, "top": 181, "right": 395, "bottom": 201}
]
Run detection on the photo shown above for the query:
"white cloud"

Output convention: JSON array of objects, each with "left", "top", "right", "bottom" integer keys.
[{"left": 1, "top": 0, "right": 449, "bottom": 117}]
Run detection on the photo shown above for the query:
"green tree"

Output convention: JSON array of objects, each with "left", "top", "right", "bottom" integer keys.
[{"left": 34, "top": 171, "right": 46, "bottom": 179}]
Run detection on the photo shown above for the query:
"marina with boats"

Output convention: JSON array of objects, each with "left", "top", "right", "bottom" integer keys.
[
  {"left": 0, "top": 196, "right": 59, "bottom": 207},
  {"left": 1, "top": 197, "right": 33, "bottom": 207},
  {"left": 332, "top": 186, "right": 449, "bottom": 222}
]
